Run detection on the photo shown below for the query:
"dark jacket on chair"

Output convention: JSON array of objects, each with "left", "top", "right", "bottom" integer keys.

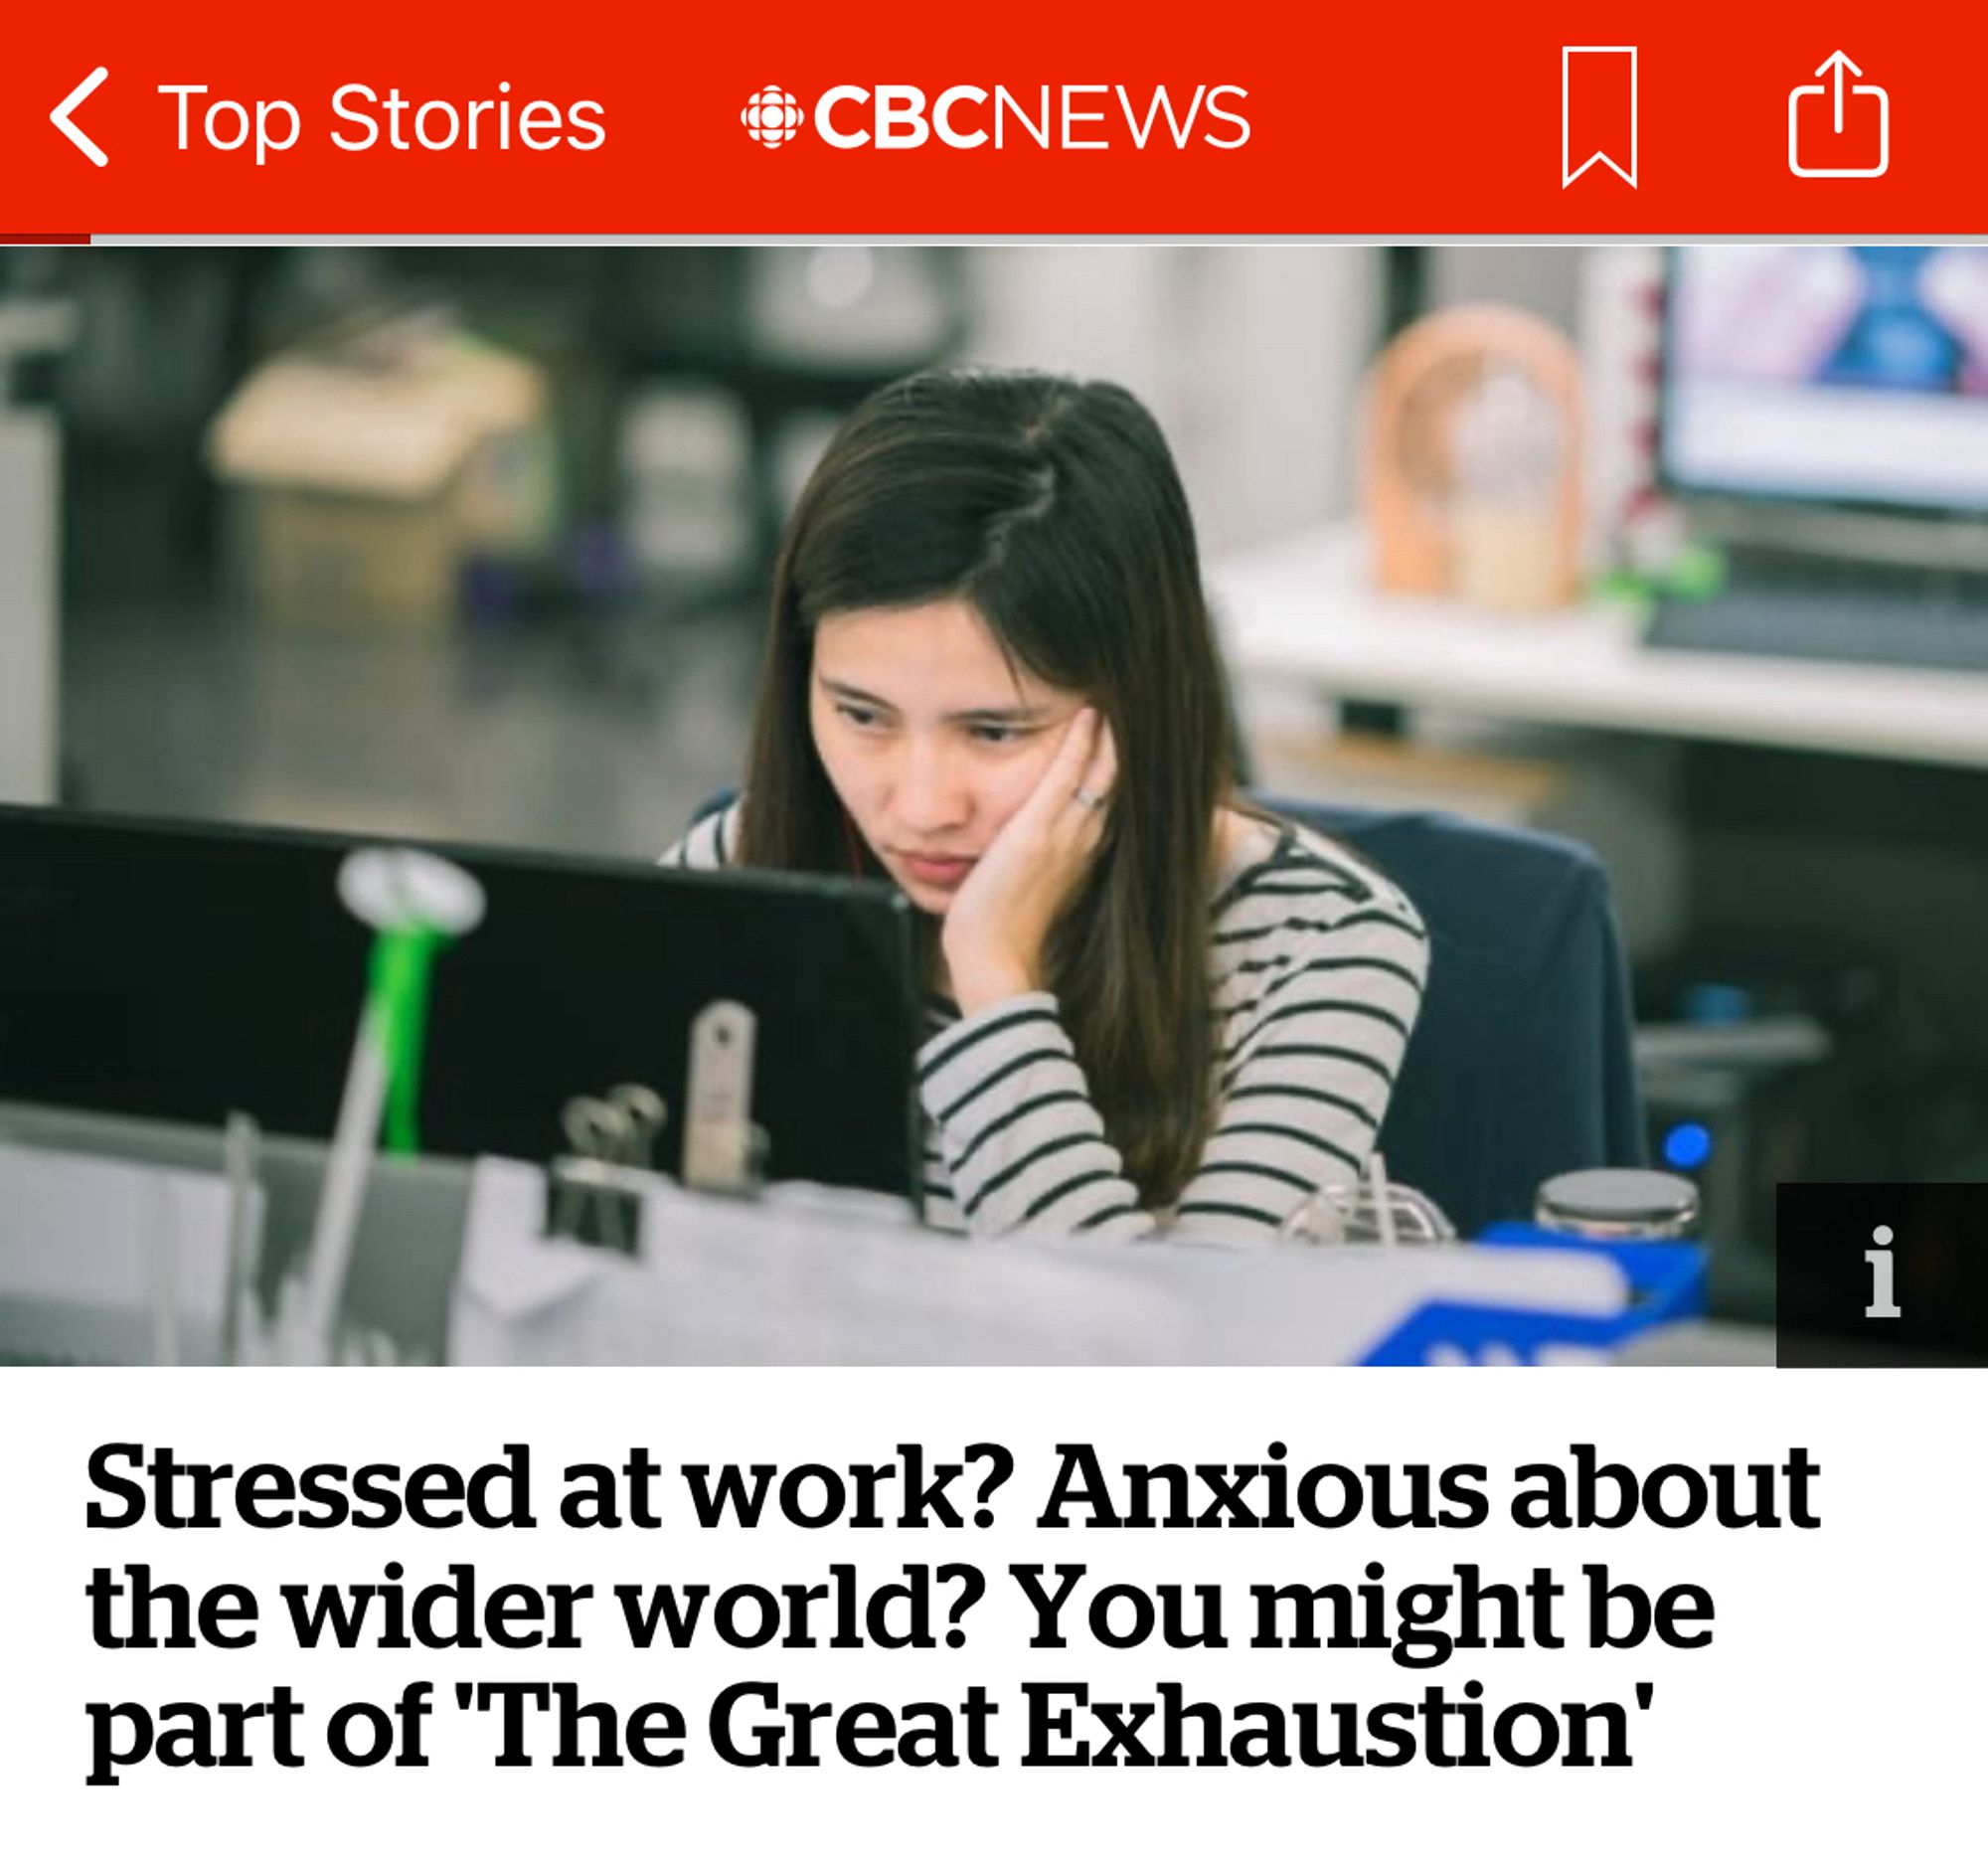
[{"left": 1260, "top": 797, "right": 1645, "bottom": 1235}]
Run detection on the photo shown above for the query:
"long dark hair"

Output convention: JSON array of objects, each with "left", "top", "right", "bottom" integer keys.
[{"left": 739, "top": 368, "right": 1240, "bottom": 1207}]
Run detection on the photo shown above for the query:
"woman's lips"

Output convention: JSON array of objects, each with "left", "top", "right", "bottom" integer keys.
[{"left": 897, "top": 852, "right": 976, "bottom": 889}]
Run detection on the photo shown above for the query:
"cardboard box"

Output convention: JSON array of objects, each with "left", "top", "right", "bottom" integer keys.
[{"left": 209, "top": 320, "right": 554, "bottom": 630}]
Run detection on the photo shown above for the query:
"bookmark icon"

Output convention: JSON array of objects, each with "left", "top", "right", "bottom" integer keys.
[{"left": 1562, "top": 46, "right": 1638, "bottom": 188}]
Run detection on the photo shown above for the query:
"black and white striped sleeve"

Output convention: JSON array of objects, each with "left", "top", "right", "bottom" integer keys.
[
  {"left": 915, "top": 994, "right": 1152, "bottom": 1240},
  {"left": 917, "top": 871, "right": 1427, "bottom": 1243},
  {"left": 658, "top": 801, "right": 738, "bottom": 871},
  {"left": 1174, "top": 887, "right": 1428, "bottom": 1237}
]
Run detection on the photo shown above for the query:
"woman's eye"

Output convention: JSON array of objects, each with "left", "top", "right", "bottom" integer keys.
[
  {"left": 968, "top": 723, "right": 1028, "bottom": 746},
  {"left": 835, "top": 703, "right": 886, "bottom": 731}
]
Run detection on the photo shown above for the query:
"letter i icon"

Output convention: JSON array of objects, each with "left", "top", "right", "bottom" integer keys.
[{"left": 1865, "top": 1225, "right": 1902, "bottom": 1319}]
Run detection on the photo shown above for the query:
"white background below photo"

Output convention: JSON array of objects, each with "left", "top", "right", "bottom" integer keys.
[{"left": 0, "top": 1367, "right": 1976, "bottom": 1861}]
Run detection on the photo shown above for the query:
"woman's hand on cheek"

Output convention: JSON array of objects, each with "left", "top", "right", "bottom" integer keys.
[{"left": 940, "top": 707, "right": 1118, "bottom": 1017}]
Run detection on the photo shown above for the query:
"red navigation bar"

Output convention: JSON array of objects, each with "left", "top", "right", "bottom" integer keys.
[{"left": 0, "top": 3, "right": 1975, "bottom": 237}]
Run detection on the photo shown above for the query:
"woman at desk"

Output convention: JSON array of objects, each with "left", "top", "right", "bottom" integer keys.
[{"left": 664, "top": 369, "right": 1426, "bottom": 1239}]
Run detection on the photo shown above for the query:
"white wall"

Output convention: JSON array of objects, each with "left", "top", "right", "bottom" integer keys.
[
  {"left": 964, "top": 248, "right": 1374, "bottom": 551},
  {"left": 0, "top": 410, "right": 59, "bottom": 805},
  {"left": 1430, "top": 246, "right": 1585, "bottom": 333}
]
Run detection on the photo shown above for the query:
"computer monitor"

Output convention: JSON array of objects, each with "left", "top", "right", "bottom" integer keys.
[
  {"left": 1660, "top": 247, "right": 1988, "bottom": 517},
  {"left": 0, "top": 806, "right": 924, "bottom": 1203}
]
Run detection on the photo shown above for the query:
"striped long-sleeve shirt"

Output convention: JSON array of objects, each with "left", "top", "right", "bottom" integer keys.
[{"left": 662, "top": 801, "right": 1427, "bottom": 1241}]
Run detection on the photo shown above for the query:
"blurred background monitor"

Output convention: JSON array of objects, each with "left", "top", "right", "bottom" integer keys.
[
  {"left": 1660, "top": 246, "right": 1988, "bottom": 520},
  {"left": 1652, "top": 247, "right": 1988, "bottom": 674}
]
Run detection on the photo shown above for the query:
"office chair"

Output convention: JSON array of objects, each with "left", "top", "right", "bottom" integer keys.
[
  {"left": 1261, "top": 795, "right": 1645, "bottom": 1234},
  {"left": 688, "top": 789, "right": 1645, "bottom": 1235}
]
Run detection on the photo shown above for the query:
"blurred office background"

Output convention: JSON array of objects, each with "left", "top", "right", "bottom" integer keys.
[
  {"left": 3, "top": 244, "right": 1986, "bottom": 1256},
  {"left": 3, "top": 247, "right": 1387, "bottom": 852}
]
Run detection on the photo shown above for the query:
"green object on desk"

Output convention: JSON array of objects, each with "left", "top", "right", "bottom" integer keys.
[
  {"left": 368, "top": 923, "right": 451, "bottom": 1157},
  {"left": 1667, "top": 540, "right": 1727, "bottom": 600},
  {"left": 1593, "top": 540, "right": 1728, "bottom": 614}
]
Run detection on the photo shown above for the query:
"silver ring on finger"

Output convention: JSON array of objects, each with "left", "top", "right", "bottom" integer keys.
[{"left": 1073, "top": 785, "right": 1106, "bottom": 811}]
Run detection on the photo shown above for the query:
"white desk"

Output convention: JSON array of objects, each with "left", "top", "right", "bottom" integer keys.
[
  {"left": 1209, "top": 523, "right": 1988, "bottom": 772},
  {"left": 3, "top": 1105, "right": 1638, "bottom": 1367}
]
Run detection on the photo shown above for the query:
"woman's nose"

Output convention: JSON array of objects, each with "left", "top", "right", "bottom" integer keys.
[{"left": 890, "top": 740, "right": 969, "bottom": 832}]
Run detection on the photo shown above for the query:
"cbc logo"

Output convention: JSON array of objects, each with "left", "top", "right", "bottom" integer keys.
[
  {"left": 741, "top": 81, "right": 1250, "bottom": 152},
  {"left": 742, "top": 85, "right": 804, "bottom": 148}
]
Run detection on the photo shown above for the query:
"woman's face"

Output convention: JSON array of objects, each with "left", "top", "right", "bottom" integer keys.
[{"left": 808, "top": 596, "right": 1084, "bottom": 915}]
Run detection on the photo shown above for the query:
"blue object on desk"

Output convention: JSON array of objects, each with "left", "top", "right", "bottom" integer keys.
[
  {"left": 1662, "top": 1121, "right": 1714, "bottom": 1170},
  {"left": 1682, "top": 982, "right": 1753, "bottom": 1025},
  {"left": 1357, "top": 1226, "right": 1708, "bottom": 1365}
]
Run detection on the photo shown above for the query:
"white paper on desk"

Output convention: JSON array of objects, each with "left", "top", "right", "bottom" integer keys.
[
  {"left": 449, "top": 1158, "right": 1630, "bottom": 1367},
  {"left": 0, "top": 1141, "right": 254, "bottom": 1364},
  {"left": 449, "top": 1157, "right": 1190, "bottom": 1365},
  {"left": 454, "top": 1158, "right": 722, "bottom": 1365}
]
